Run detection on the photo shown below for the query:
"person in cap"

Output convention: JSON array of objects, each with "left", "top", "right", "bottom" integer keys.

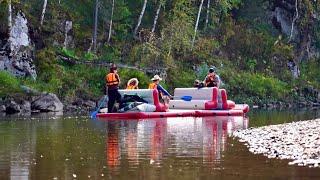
[
  {"left": 148, "top": 75, "right": 172, "bottom": 100},
  {"left": 126, "top": 78, "right": 139, "bottom": 90},
  {"left": 105, "top": 64, "right": 122, "bottom": 113},
  {"left": 204, "top": 67, "right": 220, "bottom": 88}
]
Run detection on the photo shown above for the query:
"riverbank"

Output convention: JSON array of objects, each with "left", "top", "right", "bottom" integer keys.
[{"left": 232, "top": 118, "right": 320, "bottom": 168}]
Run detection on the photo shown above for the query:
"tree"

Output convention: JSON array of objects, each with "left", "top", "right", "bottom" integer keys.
[
  {"left": 151, "top": 0, "right": 165, "bottom": 33},
  {"left": 134, "top": 0, "right": 148, "bottom": 37},
  {"left": 93, "top": 0, "right": 99, "bottom": 52},
  {"left": 40, "top": 0, "right": 48, "bottom": 26},
  {"left": 107, "top": 0, "right": 115, "bottom": 44},
  {"left": 192, "top": 0, "right": 205, "bottom": 48},
  {"left": 8, "top": 0, "right": 12, "bottom": 33},
  {"left": 205, "top": 0, "right": 210, "bottom": 28}
]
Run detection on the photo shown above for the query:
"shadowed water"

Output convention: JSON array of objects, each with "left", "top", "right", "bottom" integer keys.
[{"left": 0, "top": 109, "right": 319, "bottom": 179}]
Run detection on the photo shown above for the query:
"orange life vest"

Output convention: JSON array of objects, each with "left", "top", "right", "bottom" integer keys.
[
  {"left": 106, "top": 73, "right": 119, "bottom": 86},
  {"left": 148, "top": 83, "right": 157, "bottom": 89}
]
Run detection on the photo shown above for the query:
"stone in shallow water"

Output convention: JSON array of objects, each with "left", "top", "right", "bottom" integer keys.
[{"left": 232, "top": 119, "right": 320, "bottom": 168}]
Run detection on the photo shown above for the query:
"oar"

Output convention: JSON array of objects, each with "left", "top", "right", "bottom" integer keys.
[
  {"left": 90, "top": 95, "right": 108, "bottom": 118},
  {"left": 138, "top": 95, "right": 193, "bottom": 102},
  {"left": 173, "top": 95, "right": 192, "bottom": 101}
]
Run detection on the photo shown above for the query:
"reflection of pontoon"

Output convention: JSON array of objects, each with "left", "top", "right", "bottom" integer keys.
[
  {"left": 105, "top": 116, "right": 249, "bottom": 169},
  {"left": 97, "top": 88, "right": 249, "bottom": 119}
]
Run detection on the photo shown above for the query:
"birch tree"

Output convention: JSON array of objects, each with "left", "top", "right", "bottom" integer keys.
[
  {"left": 151, "top": 0, "right": 164, "bottom": 33},
  {"left": 205, "top": 0, "right": 210, "bottom": 28},
  {"left": 288, "top": 0, "right": 298, "bottom": 42},
  {"left": 40, "top": 0, "right": 48, "bottom": 26},
  {"left": 8, "top": 0, "right": 12, "bottom": 33},
  {"left": 192, "top": 0, "right": 205, "bottom": 47},
  {"left": 107, "top": 0, "right": 115, "bottom": 44},
  {"left": 134, "top": 0, "right": 148, "bottom": 37},
  {"left": 93, "top": 0, "right": 99, "bottom": 52}
]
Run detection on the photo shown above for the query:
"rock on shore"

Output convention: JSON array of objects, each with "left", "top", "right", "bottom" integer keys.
[{"left": 232, "top": 119, "right": 320, "bottom": 168}]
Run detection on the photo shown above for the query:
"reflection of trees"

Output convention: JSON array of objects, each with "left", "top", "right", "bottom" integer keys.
[{"left": 0, "top": 120, "right": 37, "bottom": 179}]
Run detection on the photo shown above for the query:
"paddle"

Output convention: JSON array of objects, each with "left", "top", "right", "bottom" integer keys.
[
  {"left": 174, "top": 95, "right": 192, "bottom": 101},
  {"left": 90, "top": 95, "right": 108, "bottom": 118}
]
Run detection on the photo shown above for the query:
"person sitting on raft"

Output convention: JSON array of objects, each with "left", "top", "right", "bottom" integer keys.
[
  {"left": 148, "top": 75, "right": 173, "bottom": 101},
  {"left": 126, "top": 78, "right": 139, "bottom": 90},
  {"left": 204, "top": 67, "right": 221, "bottom": 88},
  {"left": 105, "top": 64, "right": 122, "bottom": 113}
]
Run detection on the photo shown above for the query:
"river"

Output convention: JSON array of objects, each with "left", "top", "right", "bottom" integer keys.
[{"left": 0, "top": 109, "right": 319, "bottom": 179}]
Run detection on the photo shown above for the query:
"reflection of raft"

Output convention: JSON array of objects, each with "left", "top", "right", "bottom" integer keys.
[{"left": 97, "top": 88, "right": 249, "bottom": 119}]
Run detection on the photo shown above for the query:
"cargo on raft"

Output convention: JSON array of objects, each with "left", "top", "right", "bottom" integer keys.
[{"left": 96, "top": 87, "right": 249, "bottom": 119}]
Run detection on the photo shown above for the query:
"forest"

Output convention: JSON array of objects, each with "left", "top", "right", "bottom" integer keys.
[{"left": 0, "top": 0, "right": 320, "bottom": 106}]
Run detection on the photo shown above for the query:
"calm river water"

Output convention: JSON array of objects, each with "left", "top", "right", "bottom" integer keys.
[{"left": 0, "top": 109, "right": 320, "bottom": 180}]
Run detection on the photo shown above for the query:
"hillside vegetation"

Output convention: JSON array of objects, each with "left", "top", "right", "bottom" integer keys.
[{"left": 0, "top": 0, "right": 319, "bottom": 105}]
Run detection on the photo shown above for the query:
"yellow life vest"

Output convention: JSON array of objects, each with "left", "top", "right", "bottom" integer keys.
[
  {"left": 126, "top": 85, "right": 136, "bottom": 90},
  {"left": 148, "top": 83, "right": 157, "bottom": 89}
]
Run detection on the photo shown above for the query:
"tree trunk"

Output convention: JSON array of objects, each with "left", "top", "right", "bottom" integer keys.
[
  {"left": 8, "top": 0, "right": 12, "bottom": 33},
  {"left": 288, "top": 0, "right": 298, "bottom": 42},
  {"left": 40, "top": 0, "right": 48, "bottom": 26},
  {"left": 93, "top": 0, "right": 99, "bottom": 52},
  {"left": 151, "top": 2, "right": 161, "bottom": 33},
  {"left": 205, "top": 0, "right": 211, "bottom": 28},
  {"left": 192, "top": 0, "right": 205, "bottom": 48},
  {"left": 107, "top": 0, "right": 115, "bottom": 44},
  {"left": 134, "top": 0, "right": 148, "bottom": 37}
]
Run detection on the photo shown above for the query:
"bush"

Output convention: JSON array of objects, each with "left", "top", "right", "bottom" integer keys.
[
  {"left": 221, "top": 69, "right": 290, "bottom": 104},
  {"left": 0, "top": 71, "right": 21, "bottom": 97},
  {"left": 118, "top": 69, "right": 150, "bottom": 89}
]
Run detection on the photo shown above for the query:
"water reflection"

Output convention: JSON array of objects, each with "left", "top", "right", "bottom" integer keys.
[
  {"left": 1, "top": 110, "right": 320, "bottom": 179},
  {"left": 105, "top": 116, "right": 249, "bottom": 170}
]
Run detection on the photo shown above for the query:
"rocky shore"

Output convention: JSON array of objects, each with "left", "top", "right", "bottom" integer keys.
[
  {"left": 232, "top": 119, "right": 320, "bottom": 168},
  {"left": 0, "top": 93, "right": 97, "bottom": 117}
]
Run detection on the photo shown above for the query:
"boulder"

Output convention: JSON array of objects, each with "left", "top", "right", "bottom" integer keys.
[
  {"left": 0, "top": 105, "right": 6, "bottom": 112},
  {"left": 20, "top": 100, "right": 31, "bottom": 112},
  {"left": 31, "top": 93, "right": 63, "bottom": 112},
  {"left": 5, "top": 100, "right": 21, "bottom": 114},
  {"left": 82, "top": 100, "right": 96, "bottom": 109}
]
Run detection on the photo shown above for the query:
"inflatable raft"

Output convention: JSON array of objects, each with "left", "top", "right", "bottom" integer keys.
[{"left": 96, "top": 88, "right": 249, "bottom": 119}]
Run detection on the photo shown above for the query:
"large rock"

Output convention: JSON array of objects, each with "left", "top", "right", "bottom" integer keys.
[
  {"left": 20, "top": 100, "right": 31, "bottom": 112},
  {"left": 0, "top": 105, "right": 6, "bottom": 112},
  {"left": 5, "top": 100, "right": 21, "bottom": 114},
  {"left": 0, "top": 12, "right": 37, "bottom": 79},
  {"left": 31, "top": 93, "right": 63, "bottom": 112}
]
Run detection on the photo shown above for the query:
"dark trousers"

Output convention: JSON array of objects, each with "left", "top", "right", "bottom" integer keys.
[{"left": 108, "top": 88, "right": 122, "bottom": 113}]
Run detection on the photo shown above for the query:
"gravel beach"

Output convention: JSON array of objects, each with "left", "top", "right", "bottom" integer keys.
[{"left": 232, "top": 119, "right": 320, "bottom": 168}]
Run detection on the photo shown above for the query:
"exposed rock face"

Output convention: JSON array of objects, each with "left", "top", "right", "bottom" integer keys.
[
  {"left": 273, "top": 7, "right": 298, "bottom": 41},
  {"left": 0, "top": 12, "right": 37, "bottom": 79},
  {"left": 271, "top": 0, "right": 319, "bottom": 60},
  {"left": 31, "top": 93, "right": 63, "bottom": 112}
]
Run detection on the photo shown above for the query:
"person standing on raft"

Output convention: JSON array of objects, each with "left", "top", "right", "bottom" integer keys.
[
  {"left": 204, "top": 67, "right": 221, "bottom": 88},
  {"left": 126, "top": 78, "right": 139, "bottom": 90},
  {"left": 148, "top": 75, "right": 173, "bottom": 101},
  {"left": 105, "top": 64, "right": 122, "bottom": 113}
]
